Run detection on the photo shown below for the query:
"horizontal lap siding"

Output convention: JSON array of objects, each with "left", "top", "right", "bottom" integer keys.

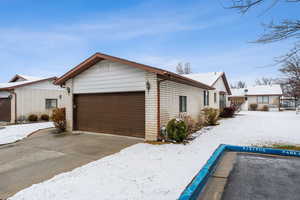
[
  {"left": 15, "top": 82, "right": 66, "bottom": 119},
  {"left": 73, "top": 60, "right": 145, "bottom": 94},
  {"left": 0, "top": 91, "right": 10, "bottom": 98},
  {"left": 70, "top": 60, "right": 147, "bottom": 138}
]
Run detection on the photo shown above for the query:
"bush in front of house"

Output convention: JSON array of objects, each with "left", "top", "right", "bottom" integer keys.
[
  {"left": 181, "top": 115, "right": 202, "bottom": 135},
  {"left": 220, "top": 107, "right": 235, "bottom": 118},
  {"left": 28, "top": 114, "right": 38, "bottom": 122},
  {"left": 250, "top": 103, "right": 258, "bottom": 111},
  {"left": 202, "top": 108, "right": 219, "bottom": 126},
  {"left": 166, "top": 119, "right": 188, "bottom": 143},
  {"left": 51, "top": 108, "right": 66, "bottom": 132},
  {"left": 40, "top": 114, "right": 50, "bottom": 121},
  {"left": 261, "top": 105, "right": 269, "bottom": 111}
]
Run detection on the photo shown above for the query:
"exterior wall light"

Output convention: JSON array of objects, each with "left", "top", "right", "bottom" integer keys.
[
  {"left": 66, "top": 87, "right": 71, "bottom": 94},
  {"left": 146, "top": 81, "right": 151, "bottom": 91}
]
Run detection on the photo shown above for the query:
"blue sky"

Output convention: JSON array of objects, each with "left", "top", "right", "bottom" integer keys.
[{"left": 0, "top": 0, "right": 299, "bottom": 85}]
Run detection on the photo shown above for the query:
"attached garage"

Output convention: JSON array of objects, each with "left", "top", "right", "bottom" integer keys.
[
  {"left": 74, "top": 92, "right": 145, "bottom": 138},
  {"left": 54, "top": 52, "right": 214, "bottom": 141},
  {"left": 0, "top": 98, "right": 11, "bottom": 122}
]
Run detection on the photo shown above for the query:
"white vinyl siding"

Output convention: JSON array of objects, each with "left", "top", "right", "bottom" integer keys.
[
  {"left": 23, "top": 80, "right": 64, "bottom": 90},
  {"left": 213, "top": 77, "right": 227, "bottom": 92},
  {"left": 15, "top": 84, "right": 66, "bottom": 120},
  {"left": 73, "top": 60, "right": 146, "bottom": 94},
  {"left": 0, "top": 91, "right": 10, "bottom": 98}
]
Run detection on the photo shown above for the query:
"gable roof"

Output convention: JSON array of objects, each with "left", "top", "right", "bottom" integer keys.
[
  {"left": 54, "top": 52, "right": 214, "bottom": 90},
  {"left": 184, "top": 72, "right": 232, "bottom": 95},
  {"left": 9, "top": 74, "right": 43, "bottom": 83},
  {"left": 0, "top": 77, "right": 57, "bottom": 91},
  {"left": 230, "top": 85, "right": 283, "bottom": 97}
]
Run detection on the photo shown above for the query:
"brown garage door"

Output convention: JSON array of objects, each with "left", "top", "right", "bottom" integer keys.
[
  {"left": 0, "top": 98, "right": 11, "bottom": 122},
  {"left": 74, "top": 92, "right": 145, "bottom": 138}
]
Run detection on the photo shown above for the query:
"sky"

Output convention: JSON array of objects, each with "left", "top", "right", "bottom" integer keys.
[{"left": 0, "top": 0, "right": 299, "bottom": 85}]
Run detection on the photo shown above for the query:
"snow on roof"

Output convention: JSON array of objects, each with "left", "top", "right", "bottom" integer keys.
[
  {"left": 0, "top": 77, "right": 55, "bottom": 90},
  {"left": 18, "top": 74, "right": 43, "bottom": 81},
  {"left": 184, "top": 72, "right": 223, "bottom": 86},
  {"left": 231, "top": 85, "right": 283, "bottom": 97},
  {"left": 9, "top": 74, "right": 45, "bottom": 83}
]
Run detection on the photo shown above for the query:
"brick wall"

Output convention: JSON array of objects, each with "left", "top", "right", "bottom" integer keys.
[
  {"left": 160, "top": 80, "right": 205, "bottom": 127},
  {"left": 65, "top": 80, "right": 73, "bottom": 132},
  {"left": 145, "top": 72, "right": 158, "bottom": 141}
]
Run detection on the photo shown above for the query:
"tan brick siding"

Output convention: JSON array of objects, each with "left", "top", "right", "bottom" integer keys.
[
  {"left": 145, "top": 72, "right": 158, "bottom": 141},
  {"left": 65, "top": 80, "right": 73, "bottom": 131},
  {"left": 248, "top": 95, "right": 280, "bottom": 109},
  {"left": 160, "top": 80, "right": 205, "bottom": 127}
]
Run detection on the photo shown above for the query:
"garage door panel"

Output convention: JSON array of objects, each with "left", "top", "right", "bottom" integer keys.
[
  {"left": 74, "top": 92, "right": 145, "bottom": 138},
  {"left": 0, "top": 98, "right": 11, "bottom": 122}
]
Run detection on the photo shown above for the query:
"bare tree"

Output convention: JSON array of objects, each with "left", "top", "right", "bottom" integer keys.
[
  {"left": 184, "top": 62, "right": 192, "bottom": 74},
  {"left": 226, "top": 0, "right": 300, "bottom": 62},
  {"left": 231, "top": 81, "right": 247, "bottom": 89},
  {"left": 176, "top": 62, "right": 192, "bottom": 74},
  {"left": 278, "top": 55, "right": 300, "bottom": 97},
  {"left": 176, "top": 63, "right": 184, "bottom": 74},
  {"left": 255, "top": 77, "right": 276, "bottom": 85}
]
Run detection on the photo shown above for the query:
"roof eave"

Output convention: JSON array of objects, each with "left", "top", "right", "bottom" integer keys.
[
  {"left": 0, "top": 77, "right": 57, "bottom": 90},
  {"left": 54, "top": 52, "right": 215, "bottom": 90},
  {"left": 211, "top": 72, "right": 231, "bottom": 95}
]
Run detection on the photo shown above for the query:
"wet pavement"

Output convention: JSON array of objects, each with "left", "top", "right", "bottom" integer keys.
[{"left": 222, "top": 153, "right": 300, "bottom": 200}]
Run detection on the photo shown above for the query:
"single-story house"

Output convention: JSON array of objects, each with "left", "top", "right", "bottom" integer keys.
[
  {"left": 54, "top": 52, "right": 214, "bottom": 141},
  {"left": 184, "top": 72, "right": 231, "bottom": 109},
  {"left": 280, "top": 96, "right": 298, "bottom": 110},
  {"left": 0, "top": 74, "right": 66, "bottom": 123},
  {"left": 229, "top": 85, "right": 283, "bottom": 111}
]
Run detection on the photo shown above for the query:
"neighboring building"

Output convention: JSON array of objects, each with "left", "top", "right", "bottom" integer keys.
[
  {"left": 280, "top": 96, "right": 297, "bottom": 110},
  {"left": 0, "top": 75, "right": 66, "bottom": 123},
  {"left": 54, "top": 52, "right": 214, "bottom": 141},
  {"left": 229, "top": 85, "right": 283, "bottom": 111},
  {"left": 184, "top": 72, "right": 232, "bottom": 109}
]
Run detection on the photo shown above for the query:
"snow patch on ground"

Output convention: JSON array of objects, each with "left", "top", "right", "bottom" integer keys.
[
  {"left": 9, "top": 111, "right": 300, "bottom": 200},
  {"left": 0, "top": 122, "right": 54, "bottom": 145}
]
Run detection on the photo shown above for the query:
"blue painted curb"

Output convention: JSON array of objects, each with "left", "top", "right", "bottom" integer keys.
[{"left": 178, "top": 144, "right": 300, "bottom": 200}]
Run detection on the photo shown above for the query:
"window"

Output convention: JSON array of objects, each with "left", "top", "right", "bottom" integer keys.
[
  {"left": 219, "top": 94, "right": 226, "bottom": 109},
  {"left": 179, "top": 96, "right": 187, "bottom": 112},
  {"left": 204, "top": 90, "right": 209, "bottom": 106},
  {"left": 257, "top": 96, "right": 269, "bottom": 104},
  {"left": 46, "top": 99, "right": 58, "bottom": 109},
  {"left": 214, "top": 93, "right": 217, "bottom": 103}
]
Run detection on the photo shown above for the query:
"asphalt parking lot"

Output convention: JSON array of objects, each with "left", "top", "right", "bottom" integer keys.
[{"left": 198, "top": 152, "right": 300, "bottom": 200}]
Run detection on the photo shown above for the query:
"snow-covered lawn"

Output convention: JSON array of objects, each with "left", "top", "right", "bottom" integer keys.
[
  {"left": 0, "top": 122, "right": 54, "bottom": 145},
  {"left": 9, "top": 111, "right": 300, "bottom": 200}
]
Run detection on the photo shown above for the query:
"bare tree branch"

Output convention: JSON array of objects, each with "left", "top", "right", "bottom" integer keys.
[
  {"left": 227, "top": 0, "right": 300, "bottom": 14},
  {"left": 279, "top": 54, "right": 300, "bottom": 97},
  {"left": 255, "top": 20, "right": 300, "bottom": 43},
  {"left": 227, "top": 0, "right": 264, "bottom": 13}
]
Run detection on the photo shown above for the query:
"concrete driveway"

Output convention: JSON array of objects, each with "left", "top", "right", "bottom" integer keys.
[{"left": 0, "top": 129, "right": 142, "bottom": 199}]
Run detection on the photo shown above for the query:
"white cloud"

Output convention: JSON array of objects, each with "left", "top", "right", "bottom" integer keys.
[{"left": 125, "top": 41, "right": 293, "bottom": 85}]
